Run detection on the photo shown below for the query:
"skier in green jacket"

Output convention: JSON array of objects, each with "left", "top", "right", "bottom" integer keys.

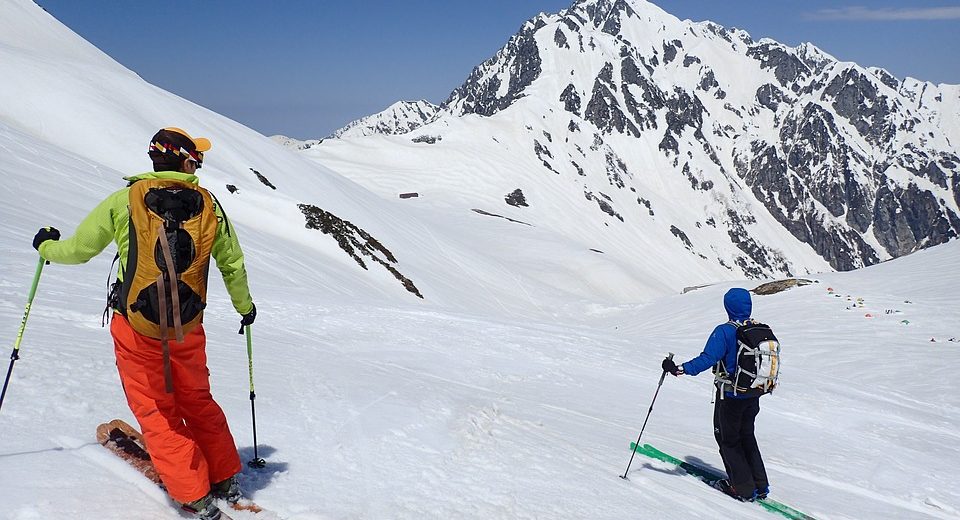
[{"left": 32, "top": 127, "right": 256, "bottom": 520}]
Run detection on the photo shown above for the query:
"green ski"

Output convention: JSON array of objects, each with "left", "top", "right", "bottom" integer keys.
[{"left": 629, "top": 443, "right": 816, "bottom": 520}]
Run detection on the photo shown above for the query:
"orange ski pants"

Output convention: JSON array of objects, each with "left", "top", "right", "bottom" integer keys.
[{"left": 111, "top": 314, "right": 241, "bottom": 503}]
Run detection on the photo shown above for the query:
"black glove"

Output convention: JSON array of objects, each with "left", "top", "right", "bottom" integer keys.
[
  {"left": 662, "top": 357, "right": 682, "bottom": 376},
  {"left": 238, "top": 303, "right": 256, "bottom": 334},
  {"left": 33, "top": 226, "right": 60, "bottom": 251}
]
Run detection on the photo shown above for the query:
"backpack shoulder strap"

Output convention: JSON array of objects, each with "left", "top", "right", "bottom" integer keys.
[{"left": 714, "top": 320, "right": 741, "bottom": 387}]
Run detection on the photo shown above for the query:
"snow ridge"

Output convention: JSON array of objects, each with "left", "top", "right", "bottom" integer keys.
[{"left": 330, "top": 100, "right": 440, "bottom": 139}]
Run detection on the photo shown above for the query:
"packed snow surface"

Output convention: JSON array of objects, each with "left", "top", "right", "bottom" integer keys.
[{"left": 3, "top": 235, "right": 959, "bottom": 519}]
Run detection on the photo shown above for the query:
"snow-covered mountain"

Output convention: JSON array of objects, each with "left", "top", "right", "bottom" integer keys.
[
  {"left": 328, "top": 100, "right": 440, "bottom": 139},
  {"left": 270, "top": 134, "right": 322, "bottom": 151},
  {"left": 0, "top": 0, "right": 681, "bottom": 318},
  {"left": 308, "top": 0, "right": 960, "bottom": 276},
  {"left": 1, "top": 1, "right": 959, "bottom": 519}
]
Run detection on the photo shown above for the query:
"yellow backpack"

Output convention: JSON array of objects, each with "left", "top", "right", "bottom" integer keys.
[{"left": 119, "top": 178, "right": 217, "bottom": 343}]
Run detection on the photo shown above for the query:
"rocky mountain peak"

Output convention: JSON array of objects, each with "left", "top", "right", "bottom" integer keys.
[
  {"left": 330, "top": 100, "right": 440, "bottom": 139},
  {"left": 318, "top": 0, "right": 959, "bottom": 277}
]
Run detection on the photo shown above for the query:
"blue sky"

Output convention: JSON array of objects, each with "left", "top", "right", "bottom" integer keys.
[{"left": 38, "top": 0, "right": 960, "bottom": 139}]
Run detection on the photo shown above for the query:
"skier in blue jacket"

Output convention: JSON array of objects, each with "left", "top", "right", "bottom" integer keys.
[{"left": 661, "top": 287, "right": 770, "bottom": 501}]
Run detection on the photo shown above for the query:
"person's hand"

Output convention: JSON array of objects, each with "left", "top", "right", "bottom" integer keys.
[
  {"left": 33, "top": 227, "right": 60, "bottom": 251},
  {"left": 238, "top": 303, "right": 256, "bottom": 334},
  {"left": 662, "top": 356, "right": 683, "bottom": 376}
]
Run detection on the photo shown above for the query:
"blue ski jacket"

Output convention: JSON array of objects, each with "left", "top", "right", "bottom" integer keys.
[{"left": 681, "top": 288, "right": 753, "bottom": 399}]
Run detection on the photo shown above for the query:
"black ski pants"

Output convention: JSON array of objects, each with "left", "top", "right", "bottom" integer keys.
[{"left": 713, "top": 392, "right": 768, "bottom": 498}]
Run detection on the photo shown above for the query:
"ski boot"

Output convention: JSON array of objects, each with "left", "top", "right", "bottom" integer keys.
[
  {"left": 755, "top": 485, "right": 770, "bottom": 500},
  {"left": 180, "top": 493, "right": 223, "bottom": 520},
  {"left": 710, "top": 479, "right": 755, "bottom": 502},
  {"left": 211, "top": 474, "right": 242, "bottom": 504}
]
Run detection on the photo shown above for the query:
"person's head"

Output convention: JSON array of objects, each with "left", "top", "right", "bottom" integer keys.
[
  {"left": 723, "top": 288, "right": 752, "bottom": 321},
  {"left": 148, "top": 127, "right": 211, "bottom": 173}
]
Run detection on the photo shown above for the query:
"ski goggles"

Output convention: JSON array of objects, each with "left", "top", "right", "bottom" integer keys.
[{"left": 149, "top": 142, "right": 204, "bottom": 168}]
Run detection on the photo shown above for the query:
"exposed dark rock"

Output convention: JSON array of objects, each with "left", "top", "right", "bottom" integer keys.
[
  {"left": 724, "top": 103, "right": 743, "bottom": 117},
  {"left": 571, "top": 160, "right": 585, "bottom": 176},
  {"left": 561, "top": 17, "right": 581, "bottom": 33},
  {"left": 577, "top": 0, "right": 637, "bottom": 36},
  {"left": 298, "top": 204, "right": 422, "bottom": 298},
  {"left": 726, "top": 209, "right": 792, "bottom": 277},
  {"left": 560, "top": 84, "right": 582, "bottom": 115},
  {"left": 954, "top": 167, "right": 960, "bottom": 210},
  {"left": 534, "top": 139, "right": 554, "bottom": 159},
  {"left": 682, "top": 162, "right": 714, "bottom": 191},
  {"left": 250, "top": 168, "right": 277, "bottom": 190},
  {"left": 620, "top": 56, "right": 665, "bottom": 130},
  {"left": 411, "top": 135, "right": 441, "bottom": 144},
  {"left": 662, "top": 40, "right": 681, "bottom": 64},
  {"left": 895, "top": 146, "right": 949, "bottom": 189},
  {"left": 584, "top": 190, "right": 624, "bottom": 221},
  {"left": 683, "top": 55, "right": 701, "bottom": 67},
  {"left": 822, "top": 68, "right": 896, "bottom": 148},
  {"left": 670, "top": 225, "right": 693, "bottom": 249},
  {"left": 796, "top": 45, "right": 833, "bottom": 76},
  {"left": 445, "top": 22, "right": 542, "bottom": 116},
  {"left": 472, "top": 208, "right": 532, "bottom": 226},
  {"left": 554, "top": 27, "right": 569, "bottom": 49},
  {"left": 597, "top": 62, "right": 614, "bottom": 84},
  {"left": 659, "top": 88, "right": 709, "bottom": 159},
  {"left": 756, "top": 83, "right": 786, "bottom": 112},
  {"left": 620, "top": 55, "right": 643, "bottom": 85},
  {"left": 704, "top": 22, "right": 734, "bottom": 43},
  {"left": 659, "top": 133, "right": 679, "bottom": 155},
  {"left": 873, "top": 183, "right": 958, "bottom": 256},
  {"left": 753, "top": 278, "right": 814, "bottom": 295},
  {"left": 736, "top": 140, "right": 879, "bottom": 271},
  {"left": 699, "top": 69, "right": 719, "bottom": 92},
  {"left": 534, "top": 139, "right": 560, "bottom": 174},
  {"left": 585, "top": 63, "right": 640, "bottom": 136},
  {"left": 505, "top": 188, "right": 529, "bottom": 207},
  {"left": 747, "top": 42, "right": 810, "bottom": 87},
  {"left": 226, "top": 184, "right": 238, "bottom": 194},
  {"left": 871, "top": 68, "right": 900, "bottom": 91},
  {"left": 604, "top": 148, "right": 628, "bottom": 188},
  {"left": 780, "top": 103, "right": 873, "bottom": 222},
  {"left": 638, "top": 197, "right": 654, "bottom": 216}
]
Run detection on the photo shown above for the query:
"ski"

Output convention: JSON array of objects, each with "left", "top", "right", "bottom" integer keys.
[
  {"left": 97, "top": 419, "right": 267, "bottom": 518},
  {"left": 96, "top": 419, "right": 163, "bottom": 486},
  {"left": 628, "top": 442, "right": 816, "bottom": 520}
]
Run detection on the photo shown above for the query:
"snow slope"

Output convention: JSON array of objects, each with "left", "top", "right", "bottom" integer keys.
[
  {"left": 2, "top": 231, "right": 958, "bottom": 519},
  {"left": 0, "top": 1, "right": 958, "bottom": 519}
]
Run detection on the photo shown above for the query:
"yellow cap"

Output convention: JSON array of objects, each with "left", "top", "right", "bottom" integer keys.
[{"left": 163, "top": 127, "right": 211, "bottom": 152}]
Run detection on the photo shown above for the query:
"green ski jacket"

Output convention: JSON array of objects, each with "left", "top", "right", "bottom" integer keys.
[{"left": 39, "top": 171, "right": 254, "bottom": 315}]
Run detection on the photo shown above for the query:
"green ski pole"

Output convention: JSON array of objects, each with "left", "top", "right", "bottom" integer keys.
[
  {"left": 1, "top": 257, "right": 47, "bottom": 413},
  {"left": 245, "top": 324, "right": 266, "bottom": 468}
]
